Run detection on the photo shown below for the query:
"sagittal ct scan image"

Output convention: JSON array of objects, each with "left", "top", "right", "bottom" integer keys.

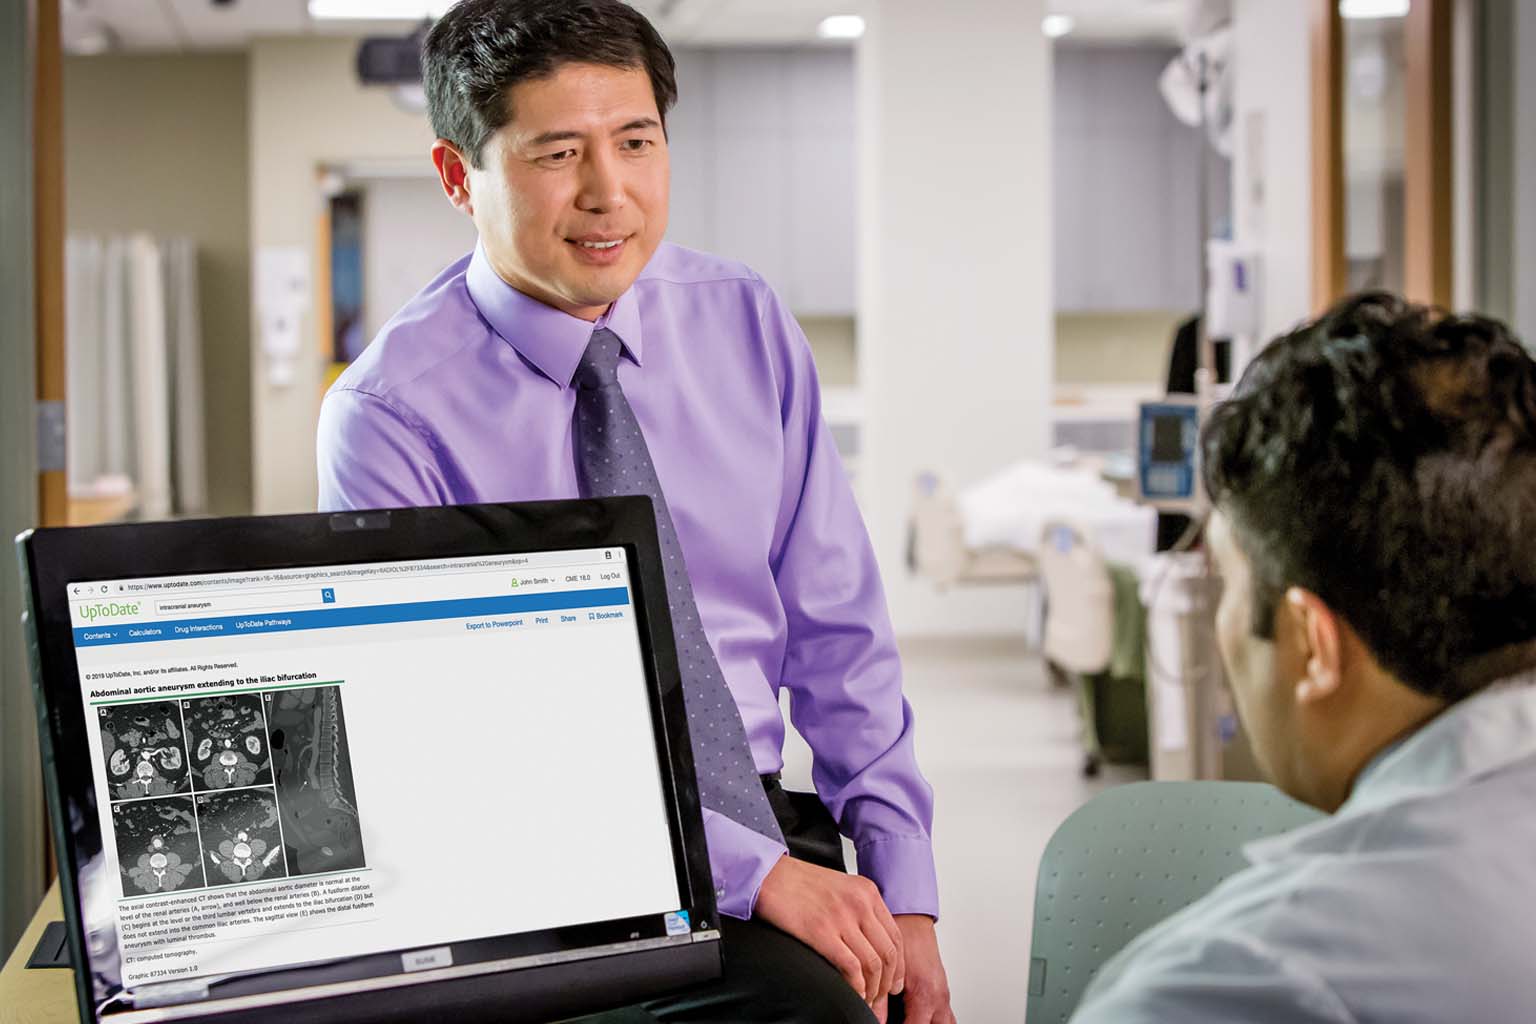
[
  {"left": 183, "top": 693, "right": 273, "bottom": 792},
  {"left": 268, "top": 686, "right": 367, "bottom": 875},
  {"left": 196, "top": 788, "right": 287, "bottom": 886},
  {"left": 100, "top": 702, "right": 191, "bottom": 801},
  {"left": 112, "top": 796, "right": 206, "bottom": 895}
]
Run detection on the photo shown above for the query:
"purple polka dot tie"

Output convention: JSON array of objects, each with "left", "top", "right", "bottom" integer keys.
[{"left": 573, "top": 328, "right": 784, "bottom": 845}]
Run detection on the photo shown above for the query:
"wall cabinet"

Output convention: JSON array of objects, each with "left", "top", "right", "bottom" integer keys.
[
  {"left": 1054, "top": 45, "right": 1230, "bottom": 312},
  {"left": 667, "top": 48, "right": 856, "bottom": 316}
]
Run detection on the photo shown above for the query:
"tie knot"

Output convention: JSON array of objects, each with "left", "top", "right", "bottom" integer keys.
[{"left": 574, "top": 328, "right": 624, "bottom": 390}]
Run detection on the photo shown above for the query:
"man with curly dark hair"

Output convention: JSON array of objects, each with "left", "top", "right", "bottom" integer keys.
[{"left": 1072, "top": 293, "right": 1536, "bottom": 1022}]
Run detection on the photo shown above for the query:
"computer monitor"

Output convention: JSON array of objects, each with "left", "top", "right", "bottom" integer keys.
[{"left": 17, "top": 498, "right": 721, "bottom": 1023}]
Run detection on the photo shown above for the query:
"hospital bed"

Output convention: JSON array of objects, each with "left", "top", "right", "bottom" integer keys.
[
  {"left": 909, "top": 456, "right": 1159, "bottom": 773},
  {"left": 908, "top": 456, "right": 1157, "bottom": 588}
]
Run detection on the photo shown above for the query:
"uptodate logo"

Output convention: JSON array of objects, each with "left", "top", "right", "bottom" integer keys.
[{"left": 81, "top": 601, "right": 141, "bottom": 622}]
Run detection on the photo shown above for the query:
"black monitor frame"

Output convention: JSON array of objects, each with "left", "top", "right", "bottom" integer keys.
[{"left": 17, "top": 497, "right": 720, "bottom": 1023}]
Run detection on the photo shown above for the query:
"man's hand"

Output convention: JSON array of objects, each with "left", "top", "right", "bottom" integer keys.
[
  {"left": 887, "top": 915, "right": 954, "bottom": 1024},
  {"left": 753, "top": 856, "right": 906, "bottom": 1015}
]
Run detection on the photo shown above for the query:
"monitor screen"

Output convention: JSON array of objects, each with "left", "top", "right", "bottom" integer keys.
[
  {"left": 1150, "top": 414, "right": 1187, "bottom": 463},
  {"left": 64, "top": 548, "right": 686, "bottom": 1008}
]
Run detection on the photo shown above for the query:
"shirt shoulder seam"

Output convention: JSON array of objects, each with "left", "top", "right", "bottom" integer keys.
[
  {"left": 637, "top": 267, "right": 764, "bottom": 288},
  {"left": 329, "top": 384, "right": 442, "bottom": 452},
  {"left": 356, "top": 285, "right": 490, "bottom": 398}
]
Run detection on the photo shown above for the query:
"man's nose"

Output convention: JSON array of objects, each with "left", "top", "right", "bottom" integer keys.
[{"left": 576, "top": 149, "right": 627, "bottom": 214}]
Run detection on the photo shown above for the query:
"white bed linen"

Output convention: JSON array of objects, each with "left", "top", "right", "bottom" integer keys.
[{"left": 956, "top": 460, "right": 1158, "bottom": 570}]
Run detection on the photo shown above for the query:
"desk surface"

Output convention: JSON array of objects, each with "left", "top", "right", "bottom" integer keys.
[{"left": 0, "top": 883, "right": 77, "bottom": 1024}]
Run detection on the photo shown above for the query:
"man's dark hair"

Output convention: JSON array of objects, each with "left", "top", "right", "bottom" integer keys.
[
  {"left": 422, "top": 0, "right": 678, "bottom": 167},
  {"left": 1202, "top": 292, "right": 1536, "bottom": 701}
]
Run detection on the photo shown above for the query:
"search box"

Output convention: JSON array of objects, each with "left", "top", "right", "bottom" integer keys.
[{"left": 155, "top": 590, "right": 329, "bottom": 617}]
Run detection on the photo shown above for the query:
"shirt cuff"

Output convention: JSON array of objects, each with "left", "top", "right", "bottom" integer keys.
[
  {"left": 857, "top": 835, "right": 940, "bottom": 919},
  {"left": 702, "top": 808, "right": 788, "bottom": 920}
]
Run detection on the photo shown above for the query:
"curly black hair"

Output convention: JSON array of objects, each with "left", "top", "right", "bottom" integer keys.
[
  {"left": 1202, "top": 292, "right": 1536, "bottom": 701},
  {"left": 422, "top": 0, "right": 678, "bottom": 168}
]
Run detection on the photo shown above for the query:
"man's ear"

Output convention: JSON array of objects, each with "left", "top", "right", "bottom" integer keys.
[
  {"left": 1284, "top": 587, "right": 1343, "bottom": 704},
  {"left": 431, "top": 140, "right": 474, "bottom": 215}
]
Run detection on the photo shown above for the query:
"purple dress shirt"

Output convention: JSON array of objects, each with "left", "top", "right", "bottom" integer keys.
[{"left": 316, "top": 241, "right": 938, "bottom": 920}]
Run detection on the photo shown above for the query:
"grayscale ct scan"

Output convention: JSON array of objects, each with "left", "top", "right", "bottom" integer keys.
[{"left": 268, "top": 686, "right": 367, "bottom": 876}]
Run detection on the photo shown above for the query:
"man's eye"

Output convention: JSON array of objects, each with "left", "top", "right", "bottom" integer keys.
[
  {"left": 545, "top": 149, "right": 576, "bottom": 163},
  {"left": 622, "top": 139, "right": 652, "bottom": 152}
]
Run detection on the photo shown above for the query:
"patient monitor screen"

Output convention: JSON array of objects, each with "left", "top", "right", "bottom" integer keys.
[
  {"left": 66, "top": 549, "right": 683, "bottom": 994},
  {"left": 1150, "top": 414, "right": 1187, "bottom": 463}
]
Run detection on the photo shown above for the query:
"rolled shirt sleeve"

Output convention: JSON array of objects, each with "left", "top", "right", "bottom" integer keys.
[{"left": 759, "top": 283, "right": 940, "bottom": 919}]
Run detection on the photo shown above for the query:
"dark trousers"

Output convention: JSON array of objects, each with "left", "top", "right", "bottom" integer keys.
[{"left": 576, "top": 779, "right": 904, "bottom": 1024}]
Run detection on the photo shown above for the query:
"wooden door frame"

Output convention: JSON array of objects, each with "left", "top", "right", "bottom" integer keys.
[
  {"left": 1312, "top": 0, "right": 1456, "bottom": 312},
  {"left": 1311, "top": 0, "right": 1347, "bottom": 314},
  {"left": 34, "top": 0, "right": 64, "bottom": 887},
  {"left": 1404, "top": 0, "right": 1454, "bottom": 306}
]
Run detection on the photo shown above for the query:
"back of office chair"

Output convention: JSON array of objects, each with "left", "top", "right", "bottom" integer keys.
[{"left": 1025, "top": 781, "right": 1323, "bottom": 1024}]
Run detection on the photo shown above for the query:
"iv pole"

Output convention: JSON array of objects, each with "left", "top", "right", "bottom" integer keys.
[{"left": 1193, "top": 49, "right": 1217, "bottom": 472}]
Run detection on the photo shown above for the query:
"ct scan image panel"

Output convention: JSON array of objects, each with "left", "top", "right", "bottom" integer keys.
[
  {"left": 183, "top": 693, "right": 273, "bottom": 792},
  {"left": 100, "top": 702, "right": 191, "bottom": 801},
  {"left": 267, "top": 686, "right": 367, "bottom": 875},
  {"left": 112, "top": 796, "right": 206, "bottom": 895},
  {"left": 195, "top": 788, "right": 287, "bottom": 886}
]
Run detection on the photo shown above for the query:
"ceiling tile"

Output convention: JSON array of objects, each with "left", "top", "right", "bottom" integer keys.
[
  {"left": 166, "top": 0, "right": 308, "bottom": 47},
  {"left": 71, "top": 0, "right": 181, "bottom": 50}
]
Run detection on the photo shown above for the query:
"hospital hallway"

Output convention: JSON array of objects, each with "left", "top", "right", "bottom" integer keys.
[{"left": 780, "top": 638, "right": 1146, "bottom": 1022}]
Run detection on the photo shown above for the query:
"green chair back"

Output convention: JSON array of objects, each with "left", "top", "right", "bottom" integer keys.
[{"left": 1026, "top": 780, "right": 1323, "bottom": 1024}]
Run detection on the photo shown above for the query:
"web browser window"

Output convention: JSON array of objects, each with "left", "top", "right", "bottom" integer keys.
[{"left": 67, "top": 548, "right": 684, "bottom": 993}]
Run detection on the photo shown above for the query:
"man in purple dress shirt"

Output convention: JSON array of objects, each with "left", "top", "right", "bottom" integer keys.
[{"left": 316, "top": 2, "right": 953, "bottom": 1021}]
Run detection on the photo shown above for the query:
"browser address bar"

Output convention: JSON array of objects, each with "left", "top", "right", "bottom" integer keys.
[{"left": 154, "top": 589, "right": 331, "bottom": 617}]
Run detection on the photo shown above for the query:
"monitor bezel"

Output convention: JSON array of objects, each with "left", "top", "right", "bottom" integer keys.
[{"left": 17, "top": 497, "right": 720, "bottom": 1022}]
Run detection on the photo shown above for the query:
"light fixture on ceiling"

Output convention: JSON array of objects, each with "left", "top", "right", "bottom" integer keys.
[
  {"left": 65, "top": 23, "right": 117, "bottom": 55},
  {"left": 308, "top": 0, "right": 454, "bottom": 19},
  {"left": 1339, "top": 0, "right": 1411, "bottom": 18},
  {"left": 817, "top": 15, "right": 866, "bottom": 40},
  {"left": 1042, "top": 14, "right": 1075, "bottom": 38}
]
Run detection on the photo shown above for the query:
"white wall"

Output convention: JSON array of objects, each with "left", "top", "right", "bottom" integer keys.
[
  {"left": 858, "top": 0, "right": 1052, "bottom": 637},
  {"left": 1516, "top": 1, "right": 1536, "bottom": 346},
  {"left": 360, "top": 176, "right": 478, "bottom": 342},
  {"left": 249, "top": 37, "right": 439, "bottom": 514},
  {"left": 1231, "top": 0, "right": 1315, "bottom": 343}
]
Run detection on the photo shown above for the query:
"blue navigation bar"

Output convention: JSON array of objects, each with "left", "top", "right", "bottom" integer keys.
[{"left": 73, "top": 587, "right": 631, "bottom": 648}]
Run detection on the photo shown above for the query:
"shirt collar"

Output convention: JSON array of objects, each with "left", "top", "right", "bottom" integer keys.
[
  {"left": 465, "top": 242, "right": 644, "bottom": 389},
  {"left": 1244, "top": 669, "right": 1536, "bottom": 863},
  {"left": 1339, "top": 669, "right": 1536, "bottom": 816}
]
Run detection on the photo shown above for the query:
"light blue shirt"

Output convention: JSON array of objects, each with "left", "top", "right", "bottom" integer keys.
[{"left": 1072, "top": 671, "right": 1536, "bottom": 1023}]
